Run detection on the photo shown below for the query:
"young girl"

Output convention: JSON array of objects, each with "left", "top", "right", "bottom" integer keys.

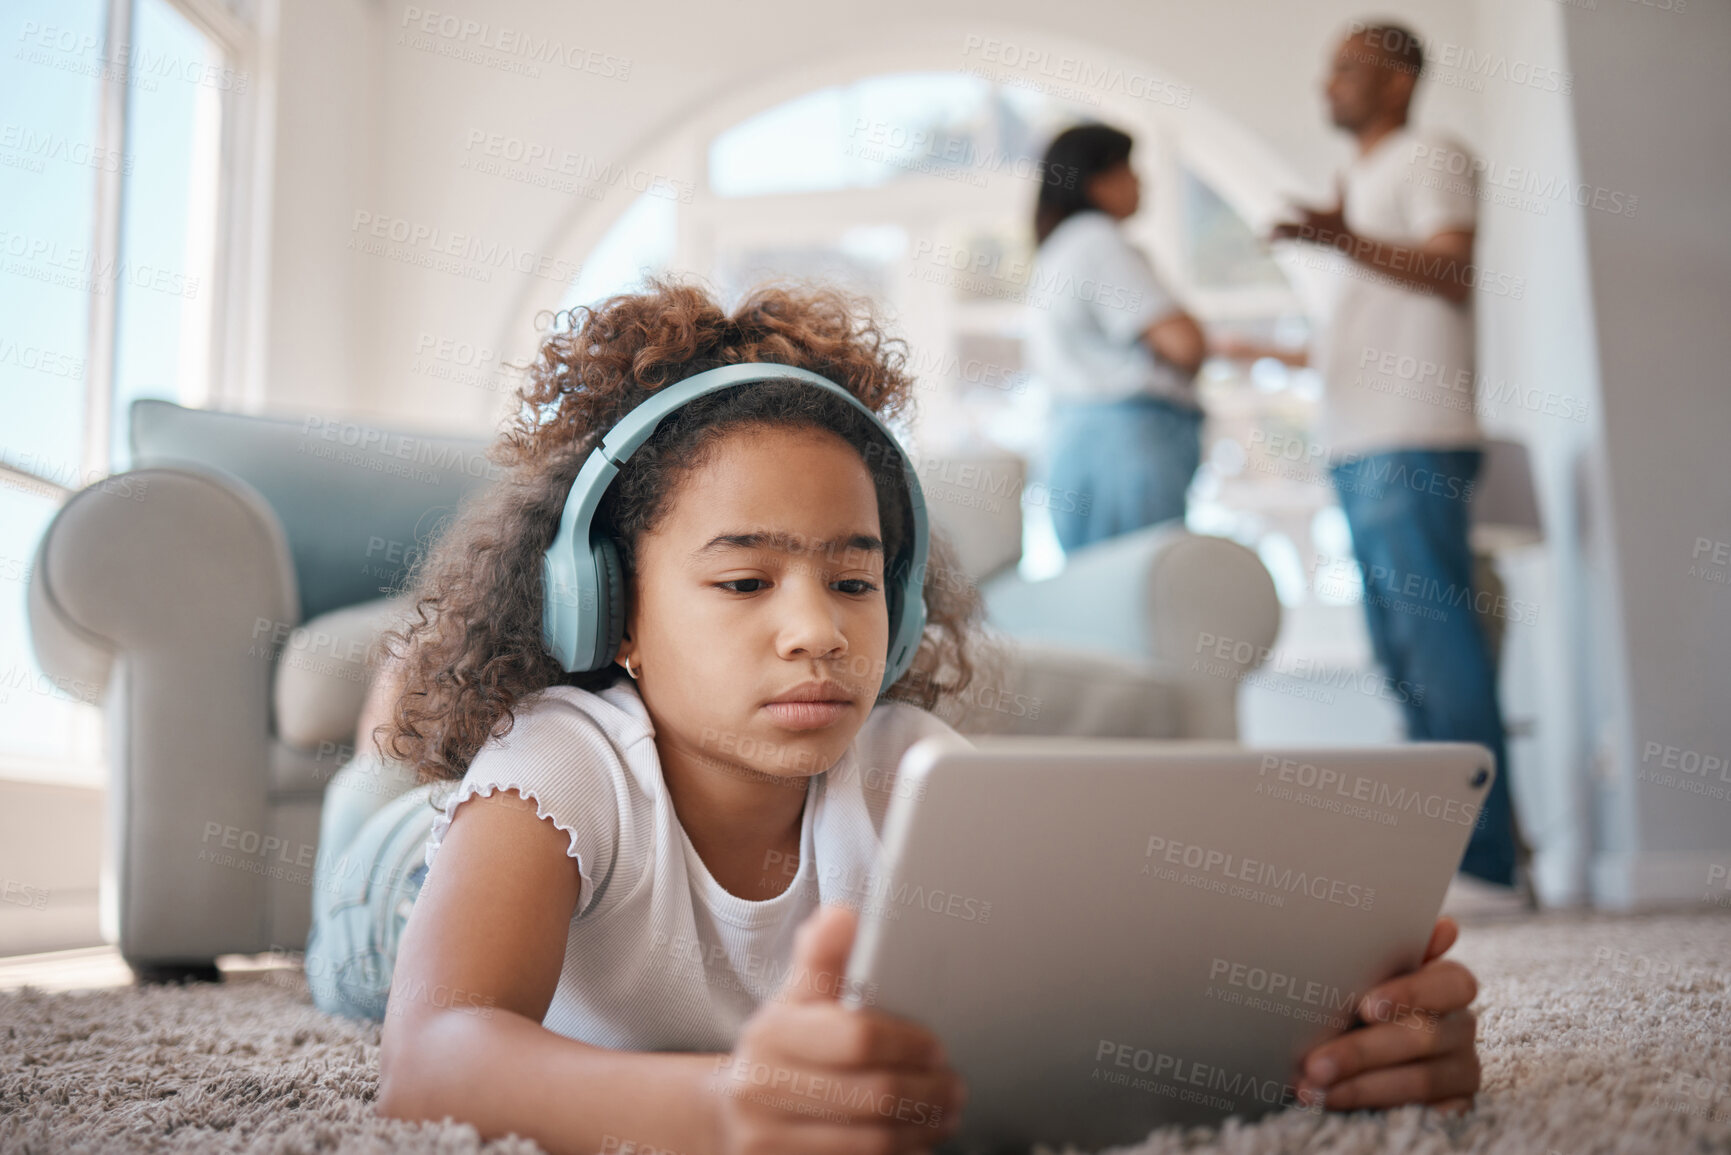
[{"left": 307, "top": 279, "right": 1484, "bottom": 1155}]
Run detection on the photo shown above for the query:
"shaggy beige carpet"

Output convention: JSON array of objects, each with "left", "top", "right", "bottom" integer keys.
[{"left": 2, "top": 911, "right": 1728, "bottom": 1154}]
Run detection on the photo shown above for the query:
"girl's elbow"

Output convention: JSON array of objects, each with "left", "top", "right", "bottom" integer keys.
[
  {"left": 374, "top": 1067, "right": 419, "bottom": 1122},
  {"left": 376, "top": 1000, "right": 504, "bottom": 1121},
  {"left": 376, "top": 1014, "right": 437, "bottom": 1121},
  {"left": 376, "top": 1055, "right": 452, "bottom": 1125},
  {"left": 374, "top": 1048, "right": 420, "bottom": 1121}
]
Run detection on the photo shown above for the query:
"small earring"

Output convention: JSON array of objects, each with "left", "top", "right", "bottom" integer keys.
[{"left": 622, "top": 654, "right": 639, "bottom": 680}]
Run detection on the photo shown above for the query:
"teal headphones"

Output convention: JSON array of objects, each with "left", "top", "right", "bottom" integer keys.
[{"left": 540, "top": 362, "right": 930, "bottom": 697}]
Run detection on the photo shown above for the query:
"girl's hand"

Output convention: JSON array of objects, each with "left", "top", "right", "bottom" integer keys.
[
  {"left": 712, "top": 904, "right": 965, "bottom": 1154},
  {"left": 1295, "top": 916, "right": 1482, "bottom": 1115}
]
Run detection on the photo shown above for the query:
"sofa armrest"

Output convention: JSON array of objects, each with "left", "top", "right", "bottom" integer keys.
[
  {"left": 979, "top": 525, "right": 1280, "bottom": 739},
  {"left": 931, "top": 634, "right": 1183, "bottom": 739},
  {"left": 28, "top": 465, "right": 298, "bottom": 964},
  {"left": 26, "top": 524, "right": 116, "bottom": 708}
]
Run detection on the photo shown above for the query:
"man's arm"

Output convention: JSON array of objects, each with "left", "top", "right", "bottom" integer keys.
[
  {"left": 376, "top": 790, "right": 726, "bottom": 1155},
  {"left": 1211, "top": 336, "right": 1310, "bottom": 368},
  {"left": 1271, "top": 200, "right": 1477, "bottom": 305}
]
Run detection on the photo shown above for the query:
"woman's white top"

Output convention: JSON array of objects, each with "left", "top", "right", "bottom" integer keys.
[
  {"left": 1025, "top": 209, "right": 1198, "bottom": 409},
  {"left": 422, "top": 680, "right": 966, "bottom": 1052}
]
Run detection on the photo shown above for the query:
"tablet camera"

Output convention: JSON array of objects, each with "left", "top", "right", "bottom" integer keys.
[{"left": 1471, "top": 768, "right": 1489, "bottom": 788}]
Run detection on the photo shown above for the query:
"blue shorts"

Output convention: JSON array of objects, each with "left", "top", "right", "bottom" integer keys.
[{"left": 304, "top": 751, "right": 441, "bottom": 1020}]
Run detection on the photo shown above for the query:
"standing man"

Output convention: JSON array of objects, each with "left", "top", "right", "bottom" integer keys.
[{"left": 1267, "top": 21, "right": 1523, "bottom": 904}]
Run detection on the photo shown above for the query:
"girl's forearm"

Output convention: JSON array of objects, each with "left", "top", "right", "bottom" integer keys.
[{"left": 379, "top": 1005, "right": 727, "bottom": 1155}]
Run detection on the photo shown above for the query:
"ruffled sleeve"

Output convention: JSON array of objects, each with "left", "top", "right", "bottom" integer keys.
[{"left": 423, "top": 688, "right": 632, "bottom": 919}]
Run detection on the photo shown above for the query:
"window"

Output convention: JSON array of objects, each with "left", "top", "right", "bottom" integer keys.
[
  {"left": 1182, "top": 167, "right": 1288, "bottom": 291},
  {"left": 0, "top": 0, "right": 254, "bottom": 782},
  {"left": 1, "top": 0, "right": 105, "bottom": 483},
  {"left": 559, "top": 190, "right": 678, "bottom": 313},
  {"left": 108, "top": 0, "right": 227, "bottom": 468},
  {"left": 708, "top": 74, "right": 995, "bottom": 198},
  {"left": 550, "top": 71, "right": 1351, "bottom": 598}
]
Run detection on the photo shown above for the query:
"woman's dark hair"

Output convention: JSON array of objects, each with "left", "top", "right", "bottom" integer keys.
[
  {"left": 1034, "top": 122, "right": 1135, "bottom": 246},
  {"left": 376, "top": 275, "right": 986, "bottom": 785}
]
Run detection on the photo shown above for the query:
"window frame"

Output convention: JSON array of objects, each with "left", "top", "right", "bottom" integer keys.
[
  {"left": 0, "top": 0, "right": 262, "bottom": 786},
  {"left": 59, "top": 0, "right": 262, "bottom": 488}
]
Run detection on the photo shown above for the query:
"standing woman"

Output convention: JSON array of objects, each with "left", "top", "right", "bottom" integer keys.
[{"left": 1027, "top": 123, "right": 1208, "bottom": 552}]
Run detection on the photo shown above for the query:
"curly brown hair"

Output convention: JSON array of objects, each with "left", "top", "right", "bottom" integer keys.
[{"left": 376, "top": 275, "right": 987, "bottom": 785}]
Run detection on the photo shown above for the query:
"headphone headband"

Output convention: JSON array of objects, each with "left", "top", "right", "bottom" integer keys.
[{"left": 541, "top": 363, "right": 930, "bottom": 698}]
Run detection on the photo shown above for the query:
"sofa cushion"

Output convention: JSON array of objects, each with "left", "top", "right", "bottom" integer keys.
[
  {"left": 273, "top": 594, "right": 416, "bottom": 752},
  {"left": 917, "top": 447, "right": 1025, "bottom": 585},
  {"left": 130, "top": 399, "right": 497, "bottom": 621},
  {"left": 933, "top": 635, "right": 1179, "bottom": 738}
]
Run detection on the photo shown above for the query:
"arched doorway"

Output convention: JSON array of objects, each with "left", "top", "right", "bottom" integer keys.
[{"left": 504, "top": 32, "right": 1349, "bottom": 596}]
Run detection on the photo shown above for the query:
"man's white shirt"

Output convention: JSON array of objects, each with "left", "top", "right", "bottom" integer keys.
[{"left": 1315, "top": 125, "right": 1484, "bottom": 458}]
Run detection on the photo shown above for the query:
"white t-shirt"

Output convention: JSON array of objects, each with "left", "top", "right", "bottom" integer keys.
[
  {"left": 1316, "top": 125, "right": 1483, "bottom": 457},
  {"left": 421, "top": 679, "right": 967, "bottom": 1053},
  {"left": 1025, "top": 210, "right": 1198, "bottom": 409}
]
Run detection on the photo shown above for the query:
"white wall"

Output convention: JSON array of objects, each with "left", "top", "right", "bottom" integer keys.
[
  {"left": 0, "top": 781, "right": 103, "bottom": 954},
  {"left": 1467, "top": 0, "right": 1607, "bottom": 906},
  {"left": 256, "top": 0, "right": 383, "bottom": 421},
  {"left": 1560, "top": 0, "right": 1731, "bottom": 907}
]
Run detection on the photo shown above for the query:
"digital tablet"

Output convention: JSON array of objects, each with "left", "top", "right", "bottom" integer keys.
[{"left": 841, "top": 738, "right": 1495, "bottom": 1153}]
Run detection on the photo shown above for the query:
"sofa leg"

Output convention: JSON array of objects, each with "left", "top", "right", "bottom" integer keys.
[{"left": 131, "top": 960, "right": 223, "bottom": 985}]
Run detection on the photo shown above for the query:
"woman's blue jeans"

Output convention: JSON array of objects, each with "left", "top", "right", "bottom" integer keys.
[
  {"left": 1045, "top": 394, "right": 1203, "bottom": 553},
  {"left": 1331, "top": 448, "right": 1518, "bottom": 886},
  {"left": 303, "top": 751, "right": 439, "bottom": 1020}
]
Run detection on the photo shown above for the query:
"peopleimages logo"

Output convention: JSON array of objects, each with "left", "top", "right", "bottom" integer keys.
[
  {"left": 1208, "top": 957, "right": 1359, "bottom": 1017},
  {"left": 0, "top": 123, "right": 132, "bottom": 174},
  {"left": 1310, "top": 551, "right": 1541, "bottom": 628},
  {"left": 1245, "top": 430, "right": 1478, "bottom": 501},
  {"left": 348, "top": 211, "right": 583, "bottom": 284},
  {"left": 1143, "top": 836, "right": 1375, "bottom": 910},
  {"left": 460, "top": 130, "right": 693, "bottom": 203},
  {"left": 1347, "top": 22, "right": 1573, "bottom": 95},
  {"left": 1258, "top": 755, "right": 1481, "bottom": 828},
  {"left": 0, "top": 228, "right": 200, "bottom": 299},
  {"left": 1091, "top": 1040, "right": 1314, "bottom": 1111},
  {"left": 298, "top": 415, "right": 503, "bottom": 481},
  {"left": 960, "top": 36, "right": 1193, "bottom": 108},
  {"left": 15, "top": 20, "right": 251, "bottom": 93},
  {"left": 1355, "top": 345, "right": 1591, "bottom": 425},
  {"left": 397, "top": 7, "right": 632, "bottom": 80},
  {"left": 845, "top": 117, "right": 1078, "bottom": 190},
  {"left": 1409, "top": 144, "right": 1638, "bottom": 219},
  {"left": 1190, "top": 631, "right": 1425, "bottom": 708}
]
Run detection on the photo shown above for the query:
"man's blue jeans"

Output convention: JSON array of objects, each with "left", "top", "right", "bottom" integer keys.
[
  {"left": 1331, "top": 448, "right": 1518, "bottom": 886},
  {"left": 1046, "top": 394, "right": 1203, "bottom": 553}
]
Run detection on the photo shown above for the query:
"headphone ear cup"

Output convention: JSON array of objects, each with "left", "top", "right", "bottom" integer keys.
[
  {"left": 878, "top": 557, "right": 927, "bottom": 694},
  {"left": 891, "top": 596, "right": 927, "bottom": 691},
  {"left": 594, "top": 537, "right": 625, "bottom": 669}
]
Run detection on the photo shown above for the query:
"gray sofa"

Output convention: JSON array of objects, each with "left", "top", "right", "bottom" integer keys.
[{"left": 27, "top": 401, "right": 1278, "bottom": 977}]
